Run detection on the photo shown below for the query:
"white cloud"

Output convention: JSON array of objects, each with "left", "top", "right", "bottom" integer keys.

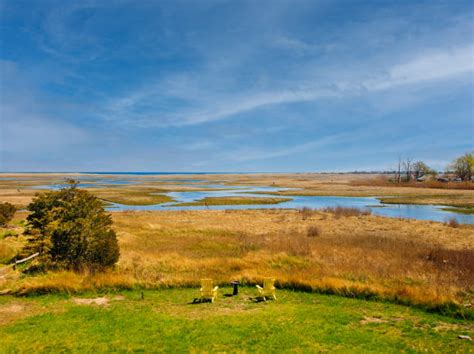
[
  {"left": 177, "top": 88, "right": 336, "bottom": 125},
  {"left": 272, "top": 36, "right": 314, "bottom": 51},
  {"left": 367, "top": 45, "right": 474, "bottom": 90},
  {"left": 222, "top": 133, "right": 353, "bottom": 162},
  {"left": 103, "top": 44, "right": 473, "bottom": 127}
]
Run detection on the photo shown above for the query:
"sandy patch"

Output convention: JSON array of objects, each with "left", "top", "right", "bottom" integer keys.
[
  {"left": 0, "top": 303, "right": 25, "bottom": 314},
  {"left": 73, "top": 295, "right": 125, "bottom": 307},
  {"left": 360, "top": 316, "right": 388, "bottom": 325},
  {"left": 73, "top": 297, "right": 109, "bottom": 306},
  {"left": 0, "top": 302, "right": 39, "bottom": 325}
]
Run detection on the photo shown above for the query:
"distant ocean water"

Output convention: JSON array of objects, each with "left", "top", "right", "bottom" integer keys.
[
  {"left": 79, "top": 172, "right": 244, "bottom": 175},
  {"left": 0, "top": 172, "right": 255, "bottom": 175}
]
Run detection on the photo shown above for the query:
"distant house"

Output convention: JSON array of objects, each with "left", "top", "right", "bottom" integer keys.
[{"left": 437, "top": 177, "right": 449, "bottom": 183}]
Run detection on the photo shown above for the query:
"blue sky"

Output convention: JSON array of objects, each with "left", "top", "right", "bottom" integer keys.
[{"left": 0, "top": 0, "right": 473, "bottom": 172}]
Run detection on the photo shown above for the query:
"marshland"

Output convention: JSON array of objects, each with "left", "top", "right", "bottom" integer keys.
[
  {"left": 0, "top": 172, "right": 473, "bottom": 351},
  {"left": 2, "top": 0, "right": 474, "bottom": 351}
]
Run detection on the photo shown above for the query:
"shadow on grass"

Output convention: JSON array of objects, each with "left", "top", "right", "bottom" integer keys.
[
  {"left": 189, "top": 298, "right": 213, "bottom": 304},
  {"left": 188, "top": 294, "right": 274, "bottom": 304},
  {"left": 250, "top": 296, "right": 275, "bottom": 303}
]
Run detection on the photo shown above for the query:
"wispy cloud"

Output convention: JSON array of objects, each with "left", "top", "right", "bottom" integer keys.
[
  {"left": 366, "top": 45, "right": 474, "bottom": 90},
  {"left": 221, "top": 133, "right": 353, "bottom": 162},
  {"left": 271, "top": 36, "right": 326, "bottom": 53},
  {"left": 102, "top": 44, "right": 473, "bottom": 127},
  {"left": 38, "top": 1, "right": 107, "bottom": 62}
]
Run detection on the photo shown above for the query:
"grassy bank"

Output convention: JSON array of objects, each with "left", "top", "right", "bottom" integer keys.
[
  {"left": 378, "top": 195, "right": 474, "bottom": 209},
  {"left": 1, "top": 288, "right": 473, "bottom": 352},
  {"left": 172, "top": 196, "right": 292, "bottom": 207},
  {"left": 441, "top": 207, "right": 474, "bottom": 215}
]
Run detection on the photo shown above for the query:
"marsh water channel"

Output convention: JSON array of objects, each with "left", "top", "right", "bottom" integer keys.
[
  {"left": 31, "top": 178, "right": 473, "bottom": 224},
  {"left": 108, "top": 185, "right": 473, "bottom": 224}
]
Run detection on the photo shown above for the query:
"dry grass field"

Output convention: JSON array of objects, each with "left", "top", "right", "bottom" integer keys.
[
  {"left": 2, "top": 209, "right": 473, "bottom": 317},
  {"left": 114, "top": 209, "right": 474, "bottom": 312}
]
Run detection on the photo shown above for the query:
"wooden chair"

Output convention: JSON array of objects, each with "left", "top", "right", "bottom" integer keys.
[
  {"left": 256, "top": 278, "right": 276, "bottom": 300},
  {"left": 200, "top": 279, "right": 219, "bottom": 303}
]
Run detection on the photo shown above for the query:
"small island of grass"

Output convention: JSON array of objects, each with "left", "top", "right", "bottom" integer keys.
[
  {"left": 172, "top": 196, "right": 292, "bottom": 207},
  {"left": 94, "top": 188, "right": 174, "bottom": 206},
  {"left": 441, "top": 206, "right": 474, "bottom": 215}
]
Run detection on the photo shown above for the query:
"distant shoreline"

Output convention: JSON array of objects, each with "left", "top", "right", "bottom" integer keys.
[{"left": 0, "top": 171, "right": 407, "bottom": 175}]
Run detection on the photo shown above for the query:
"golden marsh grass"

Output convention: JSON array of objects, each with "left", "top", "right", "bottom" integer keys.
[{"left": 2, "top": 209, "right": 472, "bottom": 315}]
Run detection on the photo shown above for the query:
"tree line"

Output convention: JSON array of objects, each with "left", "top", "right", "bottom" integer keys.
[{"left": 394, "top": 152, "right": 473, "bottom": 183}]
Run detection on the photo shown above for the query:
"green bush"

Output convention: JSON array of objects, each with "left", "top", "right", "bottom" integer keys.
[
  {"left": 0, "top": 202, "right": 16, "bottom": 226},
  {"left": 450, "top": 152, "right": 474, "bottom": 181},
  {"left": 25, "top": 181, "right": 119, "bottom": 271}
]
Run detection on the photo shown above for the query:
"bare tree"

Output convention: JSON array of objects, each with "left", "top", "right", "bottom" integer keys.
[
  {"left": 402, "top": 158, "right": 412, "bottom": 182},
  {"left": 396, "top": 156, "right": 402, "bottom": 183},
  {"left": 412, "top": 161, "right": 433, "bottom": 179}
]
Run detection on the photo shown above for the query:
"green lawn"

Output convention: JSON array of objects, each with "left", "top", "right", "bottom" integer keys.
[{"left": 0, "top": 288, "right": 472, "bottom": 353}]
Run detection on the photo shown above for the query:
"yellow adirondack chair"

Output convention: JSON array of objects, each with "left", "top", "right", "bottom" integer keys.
[
  {"left": 200, "top": 279, "right": 219, "bottom": 302},
  {"left": 256, "top": 278, "right": 276, "bottom": 300}
]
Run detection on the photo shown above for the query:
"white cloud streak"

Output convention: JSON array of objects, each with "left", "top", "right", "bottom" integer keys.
[
  {"left": 104, "top": 44, "right": 473, "bottom": 127},
  {"left": 222, "top": 133, "right": 352, "bottom": 162},
  {"left": 367, "top": 45, "right": 474, "bottom": 90}
]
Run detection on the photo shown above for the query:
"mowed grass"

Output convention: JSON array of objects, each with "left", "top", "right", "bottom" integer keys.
[{"left": 0, "top": 288, "right": 473, "bottom": 352}]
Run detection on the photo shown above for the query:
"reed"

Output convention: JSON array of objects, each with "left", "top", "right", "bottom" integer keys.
[
  {"left": 322, "top": 206, "right": 371, "bottom": 217},
  {"left": 445, "top": 217, "right": 460, "bottom": 228}
]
